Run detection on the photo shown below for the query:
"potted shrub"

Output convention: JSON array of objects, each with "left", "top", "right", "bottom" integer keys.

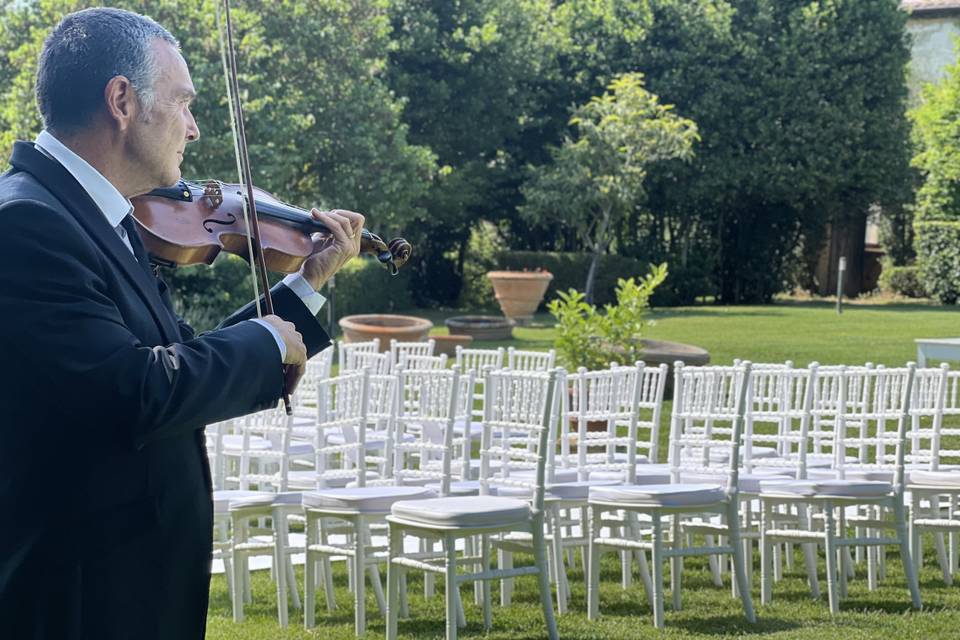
[
  {"left": 548, "top": 264, "right": 708, "bottom": 388},
  {"left": 487, "top": 268, "right": 553, "bottom": 325}
]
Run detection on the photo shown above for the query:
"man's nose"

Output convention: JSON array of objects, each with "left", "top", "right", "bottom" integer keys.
[{"left": 185, "top": 108, "right": 200, "bottom": 143}]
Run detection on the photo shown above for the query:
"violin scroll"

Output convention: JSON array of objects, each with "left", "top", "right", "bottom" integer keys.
[{"left": 360, "top": 231, "right": 413, "bottom": 276}]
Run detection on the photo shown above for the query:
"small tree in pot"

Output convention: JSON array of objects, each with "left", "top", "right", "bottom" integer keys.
[{"left": 548, "top": 263, "right": 668, "bottom": 371}]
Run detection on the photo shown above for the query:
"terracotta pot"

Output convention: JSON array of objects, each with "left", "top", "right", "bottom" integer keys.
[
  {"left": 487, "top": 270, "right": 553, "bottom": 325},
  {"left": 445, "top": 315, "right": 515, "bottom": 341},
  {"left": 338, "top": 314, "right": 433, "bottom": 350},
  {"left": 432, "top": 334, "right": 474, "bottom": 357},
  {"left": 603, "top": 338, "right": 710, "bottom": 397}
]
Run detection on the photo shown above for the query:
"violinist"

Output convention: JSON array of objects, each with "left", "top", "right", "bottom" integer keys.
[{"left": 0, "top": 8, "right": 358, "bottom": 639}]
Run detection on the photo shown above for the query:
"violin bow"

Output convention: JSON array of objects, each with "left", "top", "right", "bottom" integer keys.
[{"left": 218, "top": 0, "right": 294, "bottom": 415}]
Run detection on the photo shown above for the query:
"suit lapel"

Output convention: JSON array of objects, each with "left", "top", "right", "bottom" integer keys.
[{"left": 10, "top": 142, "right": 181, "bottom": 343}]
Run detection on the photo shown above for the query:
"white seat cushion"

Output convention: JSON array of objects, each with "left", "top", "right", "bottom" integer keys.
[
  {"left": 760, "top": 479, "right": 892, "bottom": 498},
  {"left": 546, "top": 480, "right": 621, "bottom": 500},
  {"left": 212, "top": 490, "right": 271, "bottom": 514},
  {"left": 589, "top": 483, "right": 725, "bottom": 507},
  {"left": 910, "top": 470, "right": 960, "bottom": 488},
  {"left": 391, "top": 496, "right": 530, "bottom": 527},
  {"left": 453, "top": 419, "right": 485, "bottom": 440},
  {"left": 287, "top": 469, "right": 381, "bottom": 489},
  {"left": 589, "top": 463, "right": 672, "bottom": 485},
  {"left": 228, "top": 490, "right": 302, "bottom": 510},
  {"left": 303, "top": 486, "right": 435, "bottom": 513},
  {"left": 425, "top": 480, "right": 483, "bottom": 496},
  {"left": 681, "top": 471, "right": 792, "bottom": 494},
  {"left": 512, "top": 467, "right": 579, "bottom": 484}
]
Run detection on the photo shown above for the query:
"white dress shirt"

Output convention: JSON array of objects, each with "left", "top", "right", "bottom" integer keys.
[{"left": 34, "top": 130, "right": 326, "bottom": 359}]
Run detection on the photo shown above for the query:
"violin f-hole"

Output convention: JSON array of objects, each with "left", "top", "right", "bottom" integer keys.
[{"left": 202, "top": 213, "right": 238, "bottom": 233}]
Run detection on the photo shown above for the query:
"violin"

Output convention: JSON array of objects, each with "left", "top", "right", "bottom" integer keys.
[{"left": 131, "top": 179, "right": 412, "bottom": 275}]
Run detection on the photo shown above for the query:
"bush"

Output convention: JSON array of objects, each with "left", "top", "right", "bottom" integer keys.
[
  {"left": 878, "top": 263, "right": 927, "bottom": 299},
  {"left": 915, "top": 222, "right": 960, "bottom": 304},
  {"left": 329, "top": 257, "right": 415, "bottom": 319},
  {"left": 548, "top": 265, "right": 668, "bottom": 371}
]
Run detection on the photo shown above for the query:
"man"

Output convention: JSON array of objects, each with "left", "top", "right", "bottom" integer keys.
[{"left": 0, "top": 8, "right": 363, "bottom": 638}]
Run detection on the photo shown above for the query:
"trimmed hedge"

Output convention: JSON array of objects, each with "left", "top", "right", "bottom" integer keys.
[
  {"left": 915, "top": 221, "right": 960, "bottom": 304},
  {"left": 329, "top": 257, "right": 414, "bottom": 319},
  {"left": 878, "top": 263, "right": 927, "bottom": 299}
]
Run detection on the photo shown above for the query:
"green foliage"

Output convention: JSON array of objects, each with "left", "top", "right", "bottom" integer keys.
[
  {"left": 385, "top": 0, "right": 556, "bottom": 305},
  {"left": 910, "top": 40, "right": 960, "bottom": 304},
  {"left": 548, "top": 263, "right": 667, "bottom": 370},
  {"left": 457, "top": 222, "right": 505, "bottom": 311},
  {"left": 878, "top": 262, "right": 927, "bottom": 299},
  {"left": 328, "top": 257, "right": 414, "bottom": 320},
  {"left": 521, "top": 72, "right": 696, "bottom": 302}
]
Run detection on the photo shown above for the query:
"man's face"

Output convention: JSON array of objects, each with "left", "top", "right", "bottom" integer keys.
[{"left": 126, "top": 39, "right": 199, "bottom": 189}]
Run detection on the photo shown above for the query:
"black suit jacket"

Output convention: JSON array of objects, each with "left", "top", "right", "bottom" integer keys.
[{"left": 0, "top": 142, "right": 330, "bottom": 639}]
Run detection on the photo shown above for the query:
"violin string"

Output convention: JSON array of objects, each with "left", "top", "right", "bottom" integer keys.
[{"left": 216, "top": 2, "right": 263, "bottom": 318}]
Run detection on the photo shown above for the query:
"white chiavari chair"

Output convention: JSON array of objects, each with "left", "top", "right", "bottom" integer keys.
[
  {"left": 389, "top": 338, "right": 436, "bottom": 371},
  {"left": 506, "top": 346, "right": 556, "bottom": 372},
  {"left": 587, "top": 362, "right": 757, "bottom": 629}
]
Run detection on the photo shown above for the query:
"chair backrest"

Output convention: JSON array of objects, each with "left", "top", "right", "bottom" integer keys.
[
  {"left": 617, "top": 361, "right": 669, "bottom": 465},
  {"left": 479, "top": 368, "right": 558, "bottom": 514},
  {"left": 314, "top": 370, "right": 372, "bottom": 488},
  {"left": 455, "top": 347, "right": 506, "bottom": 426},
  {"left": 338, "top": 339, "right": 381, "bottom": 371},
  {"left": 506, "top": 347, "right": 556, "bottom": 372},
  {"left": 831, "top": 364, "right": 916, "bottom": 491},
  {"left": 293, "top": 345, "right": 335, "bottom": 415},
  {"left": 907, "top": 364, "right": 949, "bottom": 470},
  {"left": 344, "top": 350, "right": 392, "bottom": 376},
  {"left": 229, "top": 404, "right": 296, "bottom": 492},
  {"left": 560, "top": 363, "right": 645, "bottom": 483},
  {"left": 390, "top": 366, "right": 462, "bottom": 495},
  {"left": 668, "top": 362, "right": 752, "bottom": 495},
  {"left": 744, "top": 364, "right": 818, "bottom": 478},
  {"left": 398, "top": 353, "right": 448, "bottom": 371},
  {"left": 390, "top": 339, "right": 436, "bottom": 371}
]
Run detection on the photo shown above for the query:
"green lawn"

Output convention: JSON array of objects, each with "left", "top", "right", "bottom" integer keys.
[{"left": 207, "top": 301, "right": 960, "bottom": 639}]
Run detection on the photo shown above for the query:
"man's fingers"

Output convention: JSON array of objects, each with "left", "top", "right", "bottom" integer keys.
[
  {"left": 332, "top": 209, "right": 365, "bottom": 236},
  {"left": 316, "top": 210, "right": 352, "bottom": 246}
]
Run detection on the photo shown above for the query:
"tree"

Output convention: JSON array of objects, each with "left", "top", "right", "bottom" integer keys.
[
  {"left": 910, "top": 45, "right": 960, "bottom": 304},
  {"left": 521, "top": 73, "right": 697, "bottom": 302}
]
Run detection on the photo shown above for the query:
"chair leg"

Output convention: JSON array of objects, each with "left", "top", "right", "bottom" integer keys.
[
  {"left": 760, "top": 500, "right": 773, "bottom": 605},
  {"left": 304, "top": 515, "right": 316, "bottom": 629},
  {"left": 628, "top": 512, "right": 654, "bottom": 608},
  {"left": 386, "top": 523, "right": 401, "bottom": 640},
  {"left": 445, "top": 533, "right": 459, "bottom": 640},
  {"left": 354, "top": 516, "right": 367, "bottom": 636},
  {"left": 423, "top": 538, "right": 436, "bottom": 599},
  {"left": 651, "top": 512, "right": 666, "bottom": 629},
  {"left": 587, "top": 504, "right": 603, "bottom": 620},
  {"left": 799, "top": 505, "right": 820, "bottom": 599},
  {"left": 706, "top": 534, "right": 722, "bottom": 586},
  {"left": 231, "top": 516, "right": 245, "bottom": 623},
  {"left": 319, "top": 518, "right": 336, "bottom": 612},
  {"left": 837, "top": 510, "right": 849, "bottom": 600},
  {"left": 824, "top": 503, "right": 840, "bottom": 615},
  {"left": 481, "top": 534, "right": 492, "bottom": 630},
  {"left": 728, "top": 501, "right": 756, "bottom": 623},
  {"left": 671, "top": 515, "right": 682, "bottom": 612},
  {"left": 500, "top": 549, "right": 514, "bottom": 606},
  {"left": 532, "top": 514, "right": 559, "bottom": 640},
  {"left": 894, "top": 498, "right": 923, "bottom": 610},
  {"left": 548, "top": 507, "right": 568, "bottom": 614}
]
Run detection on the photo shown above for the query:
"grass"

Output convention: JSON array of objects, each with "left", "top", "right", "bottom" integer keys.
[{"left": 208, "top": 300, "right": 960, "bottom": 639}]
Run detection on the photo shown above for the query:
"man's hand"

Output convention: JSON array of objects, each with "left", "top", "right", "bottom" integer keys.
[
  {"left": 299, "top": 209, "right": 364, "bottom": 290},
  {"left": 260, "top": 314, "right": 307, "bottom": 365}
]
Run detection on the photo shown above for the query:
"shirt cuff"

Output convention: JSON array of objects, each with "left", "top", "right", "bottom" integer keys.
[
  {"left": 282, "top": 273, "right": 327, "bottom": 316},
  {"left": 250, "top": 318, "right": 286, "bottom": 361}
]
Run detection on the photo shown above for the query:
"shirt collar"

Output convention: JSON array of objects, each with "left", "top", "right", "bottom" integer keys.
[{"left": 34, "top": 130, "right": 133, "bottom": 228}]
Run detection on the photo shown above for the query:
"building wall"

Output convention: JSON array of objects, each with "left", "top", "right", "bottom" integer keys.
[{"left": 907, "top": 16, "right": 960, "bottom": 101}]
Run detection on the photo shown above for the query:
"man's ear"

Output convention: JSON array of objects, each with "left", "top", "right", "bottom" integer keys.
[{"left": 103, "top": 75, "right": 137, "bottom": 131}]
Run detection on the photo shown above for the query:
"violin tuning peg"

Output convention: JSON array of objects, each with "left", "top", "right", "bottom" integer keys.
[{"left": 203, "top": 180, "right": 224, "bottom": 207}]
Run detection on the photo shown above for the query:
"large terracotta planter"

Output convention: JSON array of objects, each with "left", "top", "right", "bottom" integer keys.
[
  {"left": 445, "top": 315, "right": 515, "bottom": 341},
  {"left": 487, "top": 270, "right": 553, "bottom": 325},
  {"left": 432, "top": 334, "right": 474, "bottom": 356},
  {"left": 636, "top": 339, "right": 710, "bottom": 396},
  {"left": 339, "top": 314, "right": 433, "bottom": 350}
]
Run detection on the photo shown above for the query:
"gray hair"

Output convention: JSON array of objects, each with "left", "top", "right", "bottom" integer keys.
[{"left": 36, "top": 7, "right": 179, "bottom": 133}]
